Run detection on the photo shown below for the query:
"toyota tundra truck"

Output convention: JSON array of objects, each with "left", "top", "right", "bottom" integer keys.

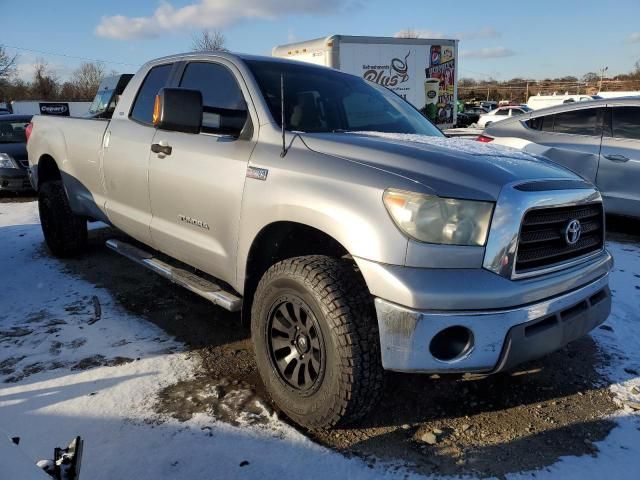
[{"left": 27, "top": 52, "right": 613, "bottom": 428}]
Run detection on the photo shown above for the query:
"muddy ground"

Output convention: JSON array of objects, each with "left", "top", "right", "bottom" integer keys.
[{"left": 4, "top": 194, "right": 639, "bottom": 478}]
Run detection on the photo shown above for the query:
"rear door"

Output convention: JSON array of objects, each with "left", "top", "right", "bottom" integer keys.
[
  {"left": 102, "top": 63, "right": 174, "bottom": 245},
  {"left": 524, "top": 106, "right": 605, "bottom": 182},
  {"left": 596, "top": 105, "right": 640, "bottom": 216},
  {"left": 148, "top": 60, "right": 257, "bottom": 284}
]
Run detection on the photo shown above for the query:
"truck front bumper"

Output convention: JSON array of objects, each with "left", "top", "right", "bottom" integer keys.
[{"left": 372, "top": 264, "right": 611, "bottom": 374}]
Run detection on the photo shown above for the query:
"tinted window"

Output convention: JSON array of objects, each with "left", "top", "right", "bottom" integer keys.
[
  {"left": 541, "top": 115, "right": 554, "bottom": 132},
  {"left": 0, "top": 119, "right": 29, "bottom": 143},
  {"left": 526, "top": 117, "right": 541, "bottom": 130},
  {"left": 552, "top": 108, "right": 603, "bottom": 136},
  {"left": 527, "top": 115, "right": 553, "bottom": 131},
  {"left": 611, "top": 106, "right": 640, "bottom": 141},
  {"left": 494, "top": 109, "right": 508, "bottom": 116},
  {"left": 179, "top": 62, "right": 247, "bottom": 135},
  {"left": 246, "top": 59, "right": 443, "bottom": 136},
  {"left": 511, "top": 109, "right": 524, "bottom": 115},
  {"left": 130, "top": 64, "right": 173, "bottom": 124}
]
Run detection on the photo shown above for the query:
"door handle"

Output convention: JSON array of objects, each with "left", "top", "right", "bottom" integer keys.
[
  {"left": 151, "top": 143, "right": 172, "bottom": 156},
  {"left": 603, "top": 154, "right": 629, "bottom": 163}
]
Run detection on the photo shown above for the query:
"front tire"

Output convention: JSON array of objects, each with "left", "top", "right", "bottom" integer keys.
[
  {"left": 251, "top": 255, "right": 384, "bottom": 429},
  {"left": 39, "top": 180, "right": 87, "bottom": 257}
]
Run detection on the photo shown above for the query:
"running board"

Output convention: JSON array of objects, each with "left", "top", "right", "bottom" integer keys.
[{"left": 105, "top": 239, "right": 242, "bottom": 312}]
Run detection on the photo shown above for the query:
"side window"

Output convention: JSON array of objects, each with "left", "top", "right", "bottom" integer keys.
[
  {"left": 526, "top": 116, "right": 551, "bottom": 131},
  {"left": 541, "top": 115, "right": 555, "bottom": 132},
  {"left": 179, "top": 62, "right": 248, "bottom": 136},
  {"left": 611, "top": 106, "right": 640, "bottom": 141},
  {"left": 130, "top": 64, "right": 173, "bottom": 124},
  {"left": 495, "top": 109, "right": 508, "bottom": 116},
  {"left": 552, "top": 108, "right": 603, "bottom": 136}
]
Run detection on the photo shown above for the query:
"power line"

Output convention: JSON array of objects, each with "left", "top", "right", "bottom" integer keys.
[
  {"left": 0, "top": 43, "right": 140, "bottom": 68},
  {"left": 459, "top": 67, "right": 496, "bottom": 78}
]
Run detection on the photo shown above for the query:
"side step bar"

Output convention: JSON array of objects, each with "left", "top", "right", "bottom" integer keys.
[{"left": 106, "top": 239, "right": 242, "bottom": 312}]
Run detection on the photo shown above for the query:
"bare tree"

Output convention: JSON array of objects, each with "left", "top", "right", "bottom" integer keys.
[
  {"left": 396, "top": 28, "right": 421, "bottom": 39},
  {"left": 191, "top": 30, "right": 228, "bottom": 52},
  {"left": 582, "top": 72, "right": 599, "bottom": 83},
  {"left": 0, "top": 46, "right": 18, "bottom": 79},
  {"left": 71, "top": 61, "right": 106, "bottom": 100},
  {"left": 31, "top": 60, "right": 58, "bottom": 99}
]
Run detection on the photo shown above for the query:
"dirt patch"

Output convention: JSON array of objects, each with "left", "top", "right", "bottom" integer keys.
[
  {"left": 156, "top": 376, "right": 272, "bottom": 426},
  {"left": 307, "top": 337, "right": 617, "bottom": 477},
  {"left": 71, "top": 355, "right": 134, "bottom": 371},
  {"left": 0, "top": 193, "right": 36, "bottom": 203}
]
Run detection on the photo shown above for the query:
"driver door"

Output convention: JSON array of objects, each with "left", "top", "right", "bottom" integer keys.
[{"left": 148, "top": 60, "right": 257, "bottom": 285}]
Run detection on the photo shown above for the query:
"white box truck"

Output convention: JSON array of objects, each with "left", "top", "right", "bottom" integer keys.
[{"left": 273, "top": 35, "right": 459, "bottom": 128}]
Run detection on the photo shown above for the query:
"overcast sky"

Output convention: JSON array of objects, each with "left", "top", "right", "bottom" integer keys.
[{"left": 3, "top": 0, "right": 640, "bottom": 82}]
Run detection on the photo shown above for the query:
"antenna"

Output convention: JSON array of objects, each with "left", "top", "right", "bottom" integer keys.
[{"left": 280, "top": 73, "right": 287, "bottom": 158}]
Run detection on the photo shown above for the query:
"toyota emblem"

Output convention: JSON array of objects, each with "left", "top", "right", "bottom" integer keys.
[{"left": 564, "top": 219, "right": 582, "bottom": 245}]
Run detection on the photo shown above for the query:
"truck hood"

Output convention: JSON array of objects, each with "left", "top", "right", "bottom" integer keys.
[{"left": 300, "top": 132, "right": 580, "bottom": 201}]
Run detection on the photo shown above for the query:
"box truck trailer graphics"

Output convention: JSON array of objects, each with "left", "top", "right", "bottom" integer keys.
[
  {"left": 426, "top": 45, "right": 456, "bottom": 125},
  {"left": 273, "top": 36, "right": 458, "bottom": 128}
]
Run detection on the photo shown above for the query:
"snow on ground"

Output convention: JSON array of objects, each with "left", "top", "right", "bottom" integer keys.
[{"left": 1, "top": 201, "right": 639, "bottom": 479}]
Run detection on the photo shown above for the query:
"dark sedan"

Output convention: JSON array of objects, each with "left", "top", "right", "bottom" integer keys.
[{"left": 0, "top": 114, "right": 33, "bottom": 193}]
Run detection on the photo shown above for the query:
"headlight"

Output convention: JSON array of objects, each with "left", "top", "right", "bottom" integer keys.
[
  {"left": 0, "top": 153, "right": 17, "bottom": 169},
  {"left": 383, "top": 189, "right": 494, "bottom": 246}
]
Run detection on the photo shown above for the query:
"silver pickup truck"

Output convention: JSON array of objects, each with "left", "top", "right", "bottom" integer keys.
[{"left": 27, "top": 52, "right": 613, "bottom": 428}]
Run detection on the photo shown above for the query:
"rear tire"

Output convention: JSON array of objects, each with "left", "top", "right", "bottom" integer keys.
[
  {"left": 251, "top": 255, "right": 384, "bottom": 429},
  {"left": 38, "top": 180, "right": 87, "bottom": 257}
]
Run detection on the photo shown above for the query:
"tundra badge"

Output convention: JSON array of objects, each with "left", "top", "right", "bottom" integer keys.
[
  {"left": 178, "top": 214, "right": 210, "bottom": 230},
  {"left": 246, "top": 166, "right": 269, "bottom": 181}
]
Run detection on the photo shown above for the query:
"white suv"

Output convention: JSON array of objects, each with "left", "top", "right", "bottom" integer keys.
[{"left": 477, "top": 105, "right": 531, "bottom": 128}]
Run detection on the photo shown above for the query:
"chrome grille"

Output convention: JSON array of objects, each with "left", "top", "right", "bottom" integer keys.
[{"left": 515, "top": 203, "right": 604, "bottom": 273}]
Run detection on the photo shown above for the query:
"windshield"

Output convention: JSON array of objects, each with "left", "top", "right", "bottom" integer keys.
[
  {"left": 246, "top": 60, "right": 443, "bottom": 137},
  {"left": 0, "top": 120, "right": 28, "bottom": 143},
  {"left": 88, "top": 89, "right": 115, "bottom": 116}
]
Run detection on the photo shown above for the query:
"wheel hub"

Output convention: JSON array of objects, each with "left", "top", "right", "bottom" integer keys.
[
  {"left": 295, "top": 334, "right": 310, "bottom": 354},
  {"left": 267, "top": 297, "right": 325, "bottom": 392}
]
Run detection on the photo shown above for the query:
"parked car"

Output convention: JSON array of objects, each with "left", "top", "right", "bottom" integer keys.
[
  {"left": 481, "top": 98, "right": 640, "bottom": 218},
  {"left": 477, "top": 105, "right": 531, "bottom": 128},
  {"left": 467, "top": 106, "right": 489, "bottom": 115},
  {"left": 454, "top": 111, "right": 479, "bottom": 128},
  {"left": 0, "top": 114, "right": 34, "bottom": 193},
  {"left": 28, "top": 52, "right": 612, "bottom": 429},
  {"left": 480, "top": 101, "right": 498, "bottom": 111}
]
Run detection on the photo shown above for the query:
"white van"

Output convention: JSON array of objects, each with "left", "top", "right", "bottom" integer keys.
[{"left": 526, "top": 93, "right": 600, "bottom": 110}]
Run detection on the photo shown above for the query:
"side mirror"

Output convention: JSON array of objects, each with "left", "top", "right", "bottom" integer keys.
[{"left": 152, "top": 88, "right": 202, "bottom": 134}]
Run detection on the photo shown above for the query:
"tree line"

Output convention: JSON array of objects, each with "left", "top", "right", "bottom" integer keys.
[
  {"left": 0, "top": 31, "right": 228, "bottom": 105},
  {"left": 459, "top": 62, "right": 640, "bottom": 103},
  {"left": 0, "top": 47, "right": 117, "bottom": 103}
]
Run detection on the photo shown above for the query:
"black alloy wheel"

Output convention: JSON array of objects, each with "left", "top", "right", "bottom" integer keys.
[{"left": 267, "top": 296, "right": 326, "bottom": 393}]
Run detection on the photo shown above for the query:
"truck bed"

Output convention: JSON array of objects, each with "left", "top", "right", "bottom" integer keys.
[{"left": 28, "top": 115, "right": 110, "bottom": 220}]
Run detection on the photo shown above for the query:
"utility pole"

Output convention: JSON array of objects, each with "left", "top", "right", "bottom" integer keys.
[{"left": 599, "top": 66, "right": 608, "bottom": 93}]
